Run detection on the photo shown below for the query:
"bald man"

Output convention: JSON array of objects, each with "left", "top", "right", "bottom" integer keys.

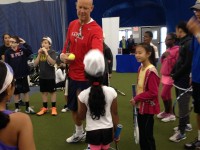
[{"left": 60, "top": 0, "right": 103, "bottom": 143}]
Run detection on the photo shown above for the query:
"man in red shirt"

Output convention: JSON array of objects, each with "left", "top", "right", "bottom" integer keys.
[{"left": 60, "top": 0, "right": 103, "bottom": 143}]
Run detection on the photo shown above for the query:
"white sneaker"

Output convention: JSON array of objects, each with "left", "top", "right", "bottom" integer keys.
[
  {"left": 61, "top": 107, "right": 70, "bottom": 113},
  {"left": 66, "top": 132, "right": 86, "bottom": 143},
  {"left": 25, "top": 107, "right": 35, "bottom": 114},
  {"left": 161, "top": 114, "right": 176, "bottom": 122},
  {"left": 173, "top": 124, "right": 192, "bottom": 132},
  {"left": 157, "top": 111, "right": 168, "bottom": 119},
  {"left": 14, "top": 108, "right": 21, "bottom": 112},
  {"left": 169, "top": 131, "right": 186, "bottom": 142}
]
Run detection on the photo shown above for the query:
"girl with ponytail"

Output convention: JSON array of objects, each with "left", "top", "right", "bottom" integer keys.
[{"left": 77, "top": 50, "right": 120, "bottom": 150}]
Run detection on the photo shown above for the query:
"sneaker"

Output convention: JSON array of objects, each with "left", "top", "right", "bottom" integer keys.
[
  {"left": 173, "top": 124, "right": 193, "bottom": 132},
  {"left": 84, "top": 144, "right": 90, "bottom": 150},
  {"left": 51, "top": 107, "right": 57, "bottom": 116},
  {"left": 184, "top": 138, "right": 200, "bottom": 149},
  {"left": 66, "top": 132, "right": 86, "bottom": 143},
  {"left": 169, "top": 131, "right": 186, "bottom": 142},
  {"left": 161, "top": 114, "right": 176, "bottom": 122},
  {"left": 157, "top": 111, "right": 168, "bottom": 119},
  {"left": 25, "top": 107, "right": 35, "bottom": 114},
  {"left": 37, "top": 107, "right": 48, "bottom": 116},
  {"left": 14, "top": 108, "right": 20, "bottom": 112},
  {"left": 18, "top": 99, "right": 26, "bottom": 106},
  {"left": 61, "top": 105, "right": 70, "bottom": 113}
]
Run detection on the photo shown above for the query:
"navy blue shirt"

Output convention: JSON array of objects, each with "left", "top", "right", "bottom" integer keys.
[{"left": 5, "top": 43, "right": 33, "bottom": 79}]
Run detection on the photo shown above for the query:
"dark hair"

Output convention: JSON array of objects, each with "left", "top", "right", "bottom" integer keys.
[
  {"left": 176, "top": 21, "right": 189, "bottom": 34},
  {"left": 0, "top": 61, "right": 10, "bottom": 129},
  {"left": 136, "top": 43, "right": 156, "bottom": 66},
  {"left": 85, "top": 72, "right": 106, "bottom": 120},
  {"left": 10, "top": 35, "right": 20, "bottom": 43},
  {"left": 168, "top": 32, "right": 177, "bottom": 40},
  {"left": 2, "top": 33, "right": 11, "bottom": 43},
  {"left": 145, "top": 31, "right": 153, "bottom": 38}
]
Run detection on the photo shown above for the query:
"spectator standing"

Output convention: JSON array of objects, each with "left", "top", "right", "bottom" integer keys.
[
  {"left": 157, "top": 33, "right": 179, "bottom": 122},
  {"left": 0, "top": 33, "right": 11, "bottom": 61},
  {"left": 184, "top": 1, "right": 200, "bottom": 148},
  {"left": 5, "top": 36, "right": 35, "bottom": 114},
  {"left": 34, "top": 36, "right": 58, "bottom": 116},
  {"left": 130, "top": 43, "right": 160, "bottom": 150},
  {"left": 143, "top": 31, "right": 159, "bottom": 66},
  {"left": 169, "top": 22, "right": 193, "bottom": 142}
]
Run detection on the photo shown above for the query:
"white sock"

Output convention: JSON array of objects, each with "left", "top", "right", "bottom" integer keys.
[
  {"left": 198, "top": 130, "right": 200, "bottom": 141},
  {"left": 75, "top": 124, "right": 83, "bottom": 135}
]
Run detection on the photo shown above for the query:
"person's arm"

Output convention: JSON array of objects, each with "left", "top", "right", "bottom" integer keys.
[
  {"left": 134, "top": 73, "right": 159, "bottom": 103},
  {"left": 77, "top": 98, "right": 87, "bottom": 120},
  {"left": 171, "top": 43, "right": 192, "bottom": 80},
  {"left": 19, "top": 38, "right": 33, "bottom": 57},
  {"left": 17, "top": 114, "right": 36, "bottom": 150},
  {"left": 33, "top": 48, "right": 42, "bottom": 67},
  {"left": 42, "top": 48, "right": 56, "bottom": 66},
  {"left": 111, "top": 98, "right": 120, "bottom": 142},
  {"left": 111, "top": 98, "right": 119, "bottom": 130}
]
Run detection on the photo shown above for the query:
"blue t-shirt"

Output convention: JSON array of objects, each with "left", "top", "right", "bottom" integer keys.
[
  {"left": 190, "top": 37, "right": 200, "bottom": 83},
  {"left": 0, "top": 110, "right": 18, "bottom": 150}
]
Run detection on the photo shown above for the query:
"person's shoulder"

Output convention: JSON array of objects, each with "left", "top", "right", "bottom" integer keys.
[
  {"left": 103, "top": 86, "right": 116, "bottom": 93},
  {"left": 10, "top": 112, "right": 31, "bottom": 124},
  {"left": 147, "top": 66, "right": 160, "bottom": 78},
  {"left": 69, "top": 19, "right": 79, "bottom": 26}
]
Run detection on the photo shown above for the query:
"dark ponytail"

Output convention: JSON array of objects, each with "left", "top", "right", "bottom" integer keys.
[
  {"left": 0, "top": 61, "right": 11, "bottom": 129},
  {"left": 85, "top": 72, "right": 106, "bottom": 120},
  {"left": 0, "top": 112, "right": 10, "bottom": 129}
]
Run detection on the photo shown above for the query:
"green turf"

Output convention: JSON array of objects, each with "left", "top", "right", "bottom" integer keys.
[{"left": 10, "top": 71, "right": 197, "bottom": 150}]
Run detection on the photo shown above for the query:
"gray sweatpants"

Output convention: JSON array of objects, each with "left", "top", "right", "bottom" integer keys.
[{"left": 175, "top": 88, "right": 191, "bottom": 134}]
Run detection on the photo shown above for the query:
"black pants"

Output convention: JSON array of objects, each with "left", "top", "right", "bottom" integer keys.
[{"left": 138, "top": 113, "right": 156, "bottom": 150}]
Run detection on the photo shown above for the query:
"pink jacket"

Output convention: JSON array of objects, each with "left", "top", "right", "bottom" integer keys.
[
  {"left": 160, "top": 45, "right": 179, "bottom": 76},
  {"left": 134, "top": 66, "right": 160, "bottom": 115}
]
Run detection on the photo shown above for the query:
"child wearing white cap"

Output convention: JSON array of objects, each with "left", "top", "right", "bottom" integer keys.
[
  {"left": 34, "top": 36, "right": 58, "bottom": 116},
  {"left": 77, "top": 50, "right": 120, "bottom": 150}
]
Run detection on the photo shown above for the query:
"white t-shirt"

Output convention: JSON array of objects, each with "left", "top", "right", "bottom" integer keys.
[
  {"left": 55, "top": 68, "right": 66, "bottom": 84},
  {"left": 150, "top": 43, "right": 159, "bottom": 59},
  {"left": 78, "top": 86, "right": 117, "bottom": 131}
]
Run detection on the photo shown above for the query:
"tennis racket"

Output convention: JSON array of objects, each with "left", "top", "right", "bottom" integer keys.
[
  {"left": 114, "top": 88, "right": 126, "bottom": 96},
  {"left": 172, "top": 85, "right": 193, "bottom": 118},
  {"left": 132, "top": 84, "right": 139, "bottom": 144},
  {"left": 114, "top": 124, "right": 123, "bottom": 150}
]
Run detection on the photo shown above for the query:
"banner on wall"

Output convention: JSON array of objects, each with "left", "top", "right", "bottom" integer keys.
[{"left": 102, "top": 17, "right": 120, "bottom": 71}]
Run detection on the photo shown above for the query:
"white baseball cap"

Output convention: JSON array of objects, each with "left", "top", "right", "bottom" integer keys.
[
  {"left": 42, "top": 36, "right": 52, "bottom": 45},
  {"left": 191, "top": 0, "right": 200, "bottom": 10},
  {"left": 84, "top": 49, "right": 105, "bottom": 77}
]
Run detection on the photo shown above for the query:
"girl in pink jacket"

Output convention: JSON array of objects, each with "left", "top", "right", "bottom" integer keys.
[
  {"left": 130, "top": 43, "right": 160, "bottom": 150},
  {"left": 157, "top": 33, "right": 179, "bottom": 122}
]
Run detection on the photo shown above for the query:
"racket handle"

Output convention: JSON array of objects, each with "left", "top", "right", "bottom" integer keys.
[
  {"left": 114, "top": 124, "right": 123, "bottom": 139},
  {"left": 132, "top": 84, "right": 136, "bottom": 97}
]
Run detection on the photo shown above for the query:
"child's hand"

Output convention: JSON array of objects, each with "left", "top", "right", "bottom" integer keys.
[
  {"left": 114, "top": 136, "right": 120, "bottom": 143},
  {"left": 38, "top": 48, "right": 43, "bottom": 54},
  {"left": 19, "top": 38, "right": 26, "bottom": 44},
  {"left": 41, "top": 47, "right": 48, "bottom": 55},
  {"left": 130, "top": 98, "right": 136, "bottom": 106}
]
